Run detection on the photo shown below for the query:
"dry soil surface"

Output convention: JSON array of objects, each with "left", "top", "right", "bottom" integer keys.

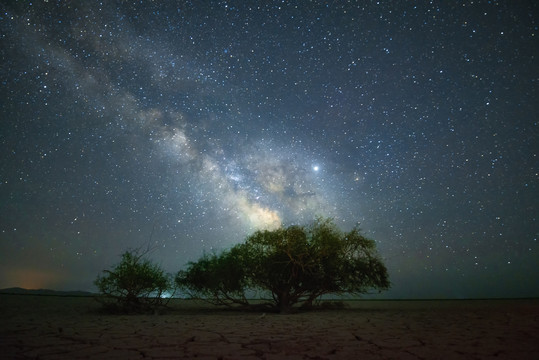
[{"left": 1, "top": 295, "right": 538, "bottom": 359}]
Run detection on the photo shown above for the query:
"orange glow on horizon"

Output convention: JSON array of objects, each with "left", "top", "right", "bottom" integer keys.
[{"left": 6, "top": 269, "right": 64, "bottom": 290}]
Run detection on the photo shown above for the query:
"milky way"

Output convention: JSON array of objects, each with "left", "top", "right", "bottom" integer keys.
[{"left": 0, "top": 1, "right": 537, "bottom": 298}]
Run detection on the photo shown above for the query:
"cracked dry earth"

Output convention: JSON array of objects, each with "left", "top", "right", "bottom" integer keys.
[{"left": 1, "top": 296, "right": 538, "bottom": 359}]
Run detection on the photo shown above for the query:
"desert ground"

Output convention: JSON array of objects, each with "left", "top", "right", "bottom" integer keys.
[{"left": 1, "top": 295, "right": 538, "bottom": 359}]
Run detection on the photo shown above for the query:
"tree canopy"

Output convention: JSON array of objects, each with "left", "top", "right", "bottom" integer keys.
[
  {"left": 176, "top": 217, "right": 390, "bottom": 313},
  {"left": 94, "top": 248, "right": 173, "bottom": 313}
]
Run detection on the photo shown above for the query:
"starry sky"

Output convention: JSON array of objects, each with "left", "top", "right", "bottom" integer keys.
[{"left": 1, "top": 1, "right": 537, "bottom": 299}]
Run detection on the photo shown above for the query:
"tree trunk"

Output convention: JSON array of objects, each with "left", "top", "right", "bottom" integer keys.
[
  {"left": 278, "top": 291, "right": 293, "bottom": 314},
  {"left": 301, "top": 292, "right": 321, "bottom": 310}
]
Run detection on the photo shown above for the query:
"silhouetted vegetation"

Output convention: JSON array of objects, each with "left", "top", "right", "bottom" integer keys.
[
  {"left": 176, "top": 217, "right": 389, "bottom": 313},
  {"left": 94, "top": 247, "right": 173, "bottom": 313}
]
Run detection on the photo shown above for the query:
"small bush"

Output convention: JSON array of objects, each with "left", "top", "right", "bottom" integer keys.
[{"left": 94, "top": 249, "right": 173, "bottom": 313}]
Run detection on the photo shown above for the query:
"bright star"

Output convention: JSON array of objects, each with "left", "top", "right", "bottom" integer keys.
[{"left": 313, "top": 165, "right": 320, "bottom": 172}]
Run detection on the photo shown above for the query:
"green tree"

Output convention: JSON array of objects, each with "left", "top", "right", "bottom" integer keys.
[
  {"left": 175, "top": 248, "right": 250, "bottom": 307},
  {"left": 176, "top": 218, "right": 390, "bottom": 313},
  {"left": 94, "top": 248, "right": 173, "bottom": 313}
]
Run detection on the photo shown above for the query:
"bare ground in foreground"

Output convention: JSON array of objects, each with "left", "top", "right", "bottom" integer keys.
[{"left": 1, "top": 295, "right": 538, "bottom": 359}]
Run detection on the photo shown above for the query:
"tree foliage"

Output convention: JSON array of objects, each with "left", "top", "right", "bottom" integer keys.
[
  {"left": 94, "top": 248, "right": 173, "bottom": 313},
  {"left": 175, "top": 248, "right": 249, "bottom": 307},
  {"left": 176, "top": 218, "right": 390, "bottom": 313}
]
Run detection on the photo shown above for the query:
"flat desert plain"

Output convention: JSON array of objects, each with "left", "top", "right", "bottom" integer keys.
[{"left": 1, "top": 295, "right": 538, "bottom": 359}]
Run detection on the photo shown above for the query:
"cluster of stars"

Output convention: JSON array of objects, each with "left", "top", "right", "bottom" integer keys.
[{"left": 0, "top": 1, "right": 536, "bottom": 298}]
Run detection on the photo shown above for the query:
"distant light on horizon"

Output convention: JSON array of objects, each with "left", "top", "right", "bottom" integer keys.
[{"left": 5, "top": 269, "right": 63, "bottom": 290}]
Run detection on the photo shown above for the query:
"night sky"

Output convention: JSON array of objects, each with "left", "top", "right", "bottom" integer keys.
[{"left": 1, "top": 1, "right": 537, "bottom": 299}]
